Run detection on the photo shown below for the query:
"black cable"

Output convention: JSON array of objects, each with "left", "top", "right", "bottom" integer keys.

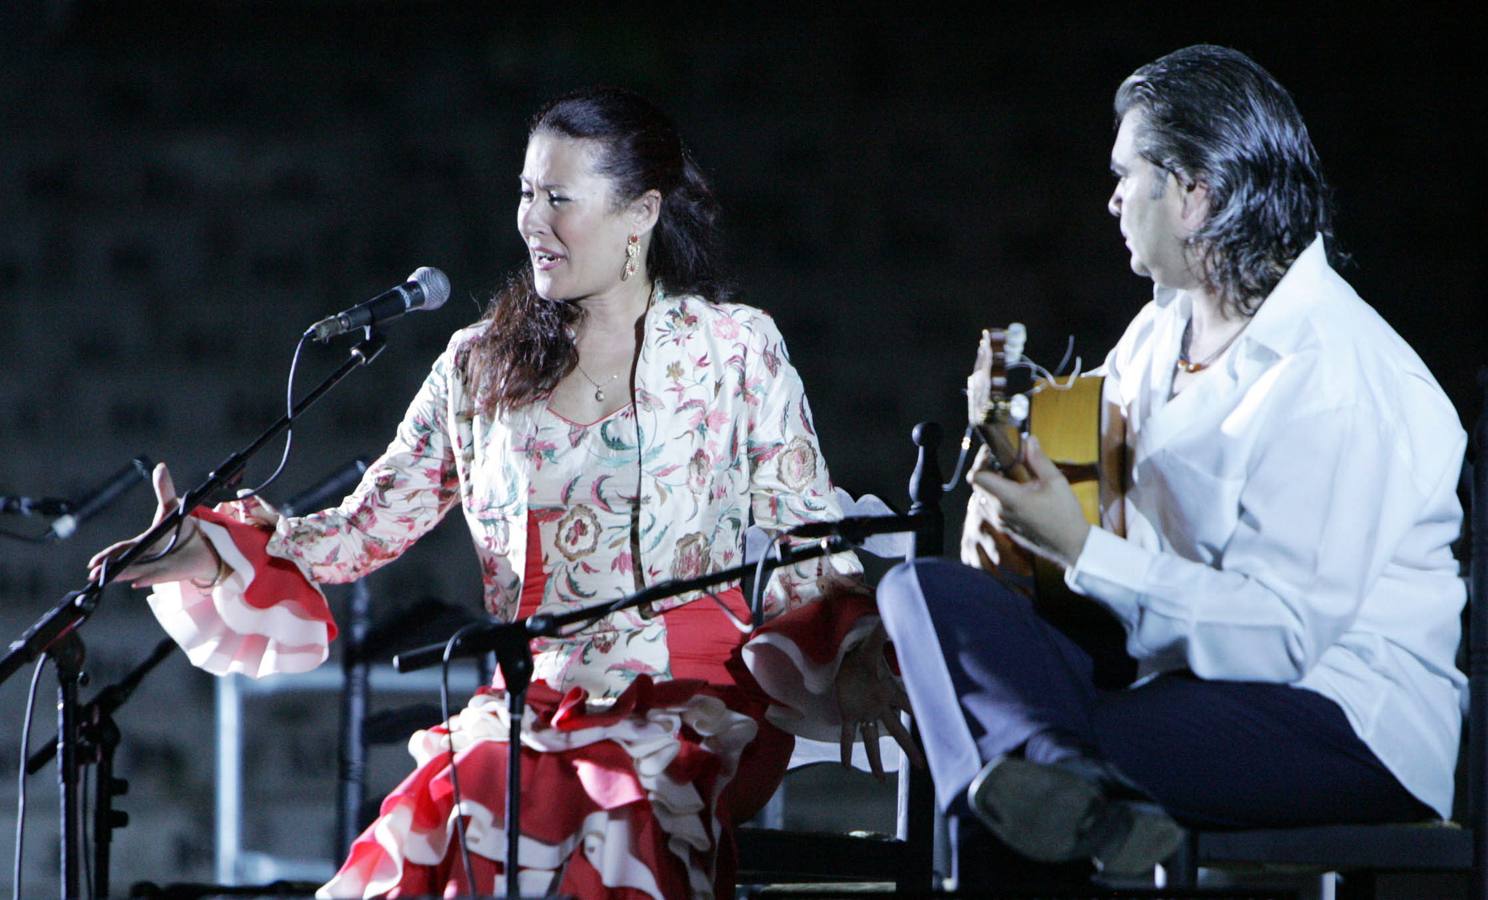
[
  {"left": 12, "top": 658, "right": 47, "bottom": 900},
  {"left": 0, "top": 524, "right": 49, "bottom": 544},
  {"left": 127, "top": 500, "right": 192, "bottom": 569},
  {"left": 239, "top": 331, "right": 312, "bottom": 500},
  {"left": 1, "top": 496, "right": 61, "bottom": 542},
  {"left": 117, "top": 332, "right": 309, "bottom": 573},
  {"left": 749, "top": 534, "right": 786, "bottom": 629},
  {"left": 942, "top": 424, "right": 979, "bottom": 493},
  {"left": 441, "top": 622, "right": 483, "bottom": 893}
]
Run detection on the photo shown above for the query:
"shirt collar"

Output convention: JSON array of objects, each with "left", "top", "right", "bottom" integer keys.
[
  {"left": 1235, "top": 235, "right": 1331, "bottom": 357},
  {"left": 1151, "top": 234, "right": 1331, "bottom": 362}
]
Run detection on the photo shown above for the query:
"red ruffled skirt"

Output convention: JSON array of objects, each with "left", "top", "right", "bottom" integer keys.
[{"left": 320, "top": 587, "right": 793, "bottom": 899}]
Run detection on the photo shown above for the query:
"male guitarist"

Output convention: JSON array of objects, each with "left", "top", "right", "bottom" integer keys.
[{"left": 877, "top": 44, "right": 1466, "bottom": 878}]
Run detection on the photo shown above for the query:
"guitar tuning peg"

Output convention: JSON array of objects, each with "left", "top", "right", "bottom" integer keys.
[
  {"left": 1006, "top": 323, "right": 1027, "bottom": 364},
  {"left": 1009, "top": 393, "right": 1030, "bottom": 424}
]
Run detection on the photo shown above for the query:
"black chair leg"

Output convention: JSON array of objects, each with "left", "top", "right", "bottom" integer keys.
[
  {"left": 1164, "top": 833, "right": 1198, "bottom": 888},
  {"left": 1334, "top": 871, "right": 1378, "bottom": 900}
]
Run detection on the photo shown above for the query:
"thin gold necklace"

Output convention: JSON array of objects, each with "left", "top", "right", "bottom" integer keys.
[
  {"left": 1177, "top": 319, "right": 1247, "bottom": 374},
  {"left": 572, "top": 284, "right": 656, "bottom": 402},
  {"left": 573, "top": 361, "right": 621, "bottom": 402}
]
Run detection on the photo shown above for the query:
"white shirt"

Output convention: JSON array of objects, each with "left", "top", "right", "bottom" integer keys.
[{"left": 1067, "top": 237, "right": 1467, "bottom": 818}]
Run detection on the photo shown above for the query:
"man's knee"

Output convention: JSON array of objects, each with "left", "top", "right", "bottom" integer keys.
[
  {"left": 881, "top": 558, "right": 971, "bottom": 630},
  {"left": 880, "top": 558, "right": 1023, "bottom": 620},
  {"left": 880, "top": 557, "right": 957, "bottom": 599}
]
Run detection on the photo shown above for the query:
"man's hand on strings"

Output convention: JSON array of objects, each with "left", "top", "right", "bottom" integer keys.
[
  {"left": 961, "top": 444, "right": 1023, "bottom": 571},
  {"left": 87, "top": 462, "right": 220, "bottom": 588},
  {"left": 834, "top": 625, "right": 924, "bottom": 780},
  {"left": 968, "top": 435, "right": 1091, "bottom": 569}
]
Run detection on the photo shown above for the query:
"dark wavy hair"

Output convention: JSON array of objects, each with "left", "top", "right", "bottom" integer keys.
[
  {"left": 467, "top": 87, "right": 731, "bottom": 416},
  {"left": 1115, "top": 45, "right": 1337, "bottom": 316}
]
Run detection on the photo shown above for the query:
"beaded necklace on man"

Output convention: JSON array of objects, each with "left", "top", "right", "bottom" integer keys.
[{"left": 1176, "top": 318, "right": 1248, "bottom": 373}]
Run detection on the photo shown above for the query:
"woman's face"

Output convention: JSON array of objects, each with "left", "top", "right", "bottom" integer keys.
[{"left": 518, "top": 132, "right": 638, "bottom": 302}]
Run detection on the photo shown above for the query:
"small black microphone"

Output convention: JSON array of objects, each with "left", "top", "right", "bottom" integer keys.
[
  {"left": 788, "top": 513, "right": 927, "bottom": 542},
  {"left": 48, "top": 456, "right": 153, "bottom": 541},
  {"left": 279, "top": 457, "right": 370, "bottom": 517},
  {"left": 1, "top": 495, "right": 72, "bottom": 517},
  {"left": 306, "top": 267, "right": 451, "bottom": 341}
]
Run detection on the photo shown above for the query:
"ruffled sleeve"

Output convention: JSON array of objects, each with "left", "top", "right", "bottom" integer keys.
[
  {"left": 146, "top": 504, "right": 336, "bottom": 678},
  {"left": 733, "top": 311, "right": 894, "bottom": 741},
  {"left": 741, "top": 592, "right": 883, "bottom": 742},
  {"left": 146, "top": 329, "right": 473, "bottom": 678}
]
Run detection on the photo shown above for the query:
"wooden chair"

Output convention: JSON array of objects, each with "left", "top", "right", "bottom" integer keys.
[
  {"left": 1165, "top": 372, "right": 1488, "bottom": 899},
  {"left": 734, "top": 423, "right": 945, "bottom": 894}
]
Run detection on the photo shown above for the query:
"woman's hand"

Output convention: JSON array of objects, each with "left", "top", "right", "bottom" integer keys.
[
  {"left": 834, "top": 625, "right": 924, "bottom": 780},
  {"left": 968, "top": 435, "right": 1091, "bottom": 569},
  {"left": 87, "top": 463, "right": 220, "bottom": 588}
]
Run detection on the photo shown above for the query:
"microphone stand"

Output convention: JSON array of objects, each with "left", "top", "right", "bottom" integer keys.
[
  {"left": 0, "top": 329, "right": 388, "bottom": 900},
  {"left": 25, "top": 637, "right": 177, "bottom": 900},
  {"left": 391, "top": 530, "right": 909, "bottom": 900}
]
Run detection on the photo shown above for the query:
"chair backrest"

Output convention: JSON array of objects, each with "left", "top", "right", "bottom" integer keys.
[
  {"left": 736, "top": 423, "right": 945, "bottom": 892},
  {"left": 1450, "top": 449, "right": 1478, "bottom": 823},
  {"left": 1468, "top": 370, "right": 1487, "bottom": 872}
]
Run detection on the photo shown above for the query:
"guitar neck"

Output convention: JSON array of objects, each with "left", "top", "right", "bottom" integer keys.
[{"left": 974, "top": 419, "right": 1032, "bottom": 483}]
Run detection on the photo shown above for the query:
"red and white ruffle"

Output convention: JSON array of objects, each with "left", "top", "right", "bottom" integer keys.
[
  {"left": 145, "top": 506, "right": 336, "bottom": 678},
  {"left": 320, "top": 678, "right": 761, "bottom": 899},
  {"left": 743, "top": 593, "right": 881, "bottom": 743},
  {"left": 145, "top": 509, "right": 886, "bottom": 897}
]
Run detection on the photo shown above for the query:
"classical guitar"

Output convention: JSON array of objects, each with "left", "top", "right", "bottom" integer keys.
[
  {"left": 966, "top": 325, "right": 1116, "bottom": 532},
  {"left": 966, "top": 325, "right": 1133, "bottom": 686}
]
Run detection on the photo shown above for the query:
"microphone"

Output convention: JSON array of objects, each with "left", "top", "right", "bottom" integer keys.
[
  {"left": 278, "top": 457, "right": 370, "bottom": 517},
  {"left": 48, "top": 456, "right": 153, "bottom": 541},
  {"left": 787, "top": 512, "right": 929, "bottom": 543},
  {"left": 1, "top": 495, "right": 73, "bottom": 517},
  {"left": 306, "top": 267, "right": 451, "bottom": 341}
]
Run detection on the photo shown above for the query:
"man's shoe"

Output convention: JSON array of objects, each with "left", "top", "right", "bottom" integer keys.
[{"left": 966, "top": 755, "right": 1185, "bottom": 877}]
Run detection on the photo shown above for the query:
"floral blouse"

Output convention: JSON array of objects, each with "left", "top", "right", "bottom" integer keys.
[
  {"left": 249, "top": 287, "right": 861, "bottom": 697},
  {"left": 521, "top": 402, "right": 676, "bottom": 698}
]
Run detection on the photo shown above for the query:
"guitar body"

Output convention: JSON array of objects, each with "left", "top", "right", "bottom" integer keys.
[
  {"left": 1028, "top": 373, "right": 1109, "bottom": 528},
  {"left": 968, "top": 330, "right": 1135, "bottom": 688}
]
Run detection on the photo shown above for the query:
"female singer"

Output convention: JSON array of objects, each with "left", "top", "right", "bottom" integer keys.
[{"left": 91, "top": 87, "right": 911, "bottom": 899}]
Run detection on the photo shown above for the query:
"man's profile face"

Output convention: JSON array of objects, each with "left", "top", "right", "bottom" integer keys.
[{"left": 1107, "top": 109, "right": 1199, "bottom": 291}]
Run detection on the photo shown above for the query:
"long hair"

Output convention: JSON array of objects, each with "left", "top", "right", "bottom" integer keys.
[
  {"left": 467, "top": 87, "right": 731, "bottom": 416},
  {"left": 1115, "top": 45, "right": 1336, "bottom": 315}
]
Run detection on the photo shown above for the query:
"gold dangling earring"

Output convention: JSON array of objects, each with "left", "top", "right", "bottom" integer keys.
[{"left": 621, "top": 233, "right": 639, "bottom": 281}]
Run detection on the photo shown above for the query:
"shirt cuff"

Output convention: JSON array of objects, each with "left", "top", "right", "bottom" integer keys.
[{"left": 1064, "top": 526, "right": 1153, "bottom": 626}]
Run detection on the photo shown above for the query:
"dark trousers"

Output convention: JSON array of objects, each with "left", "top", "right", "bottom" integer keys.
[{"left": 878, "top": 557, "right": 1432, "bottom": 829}]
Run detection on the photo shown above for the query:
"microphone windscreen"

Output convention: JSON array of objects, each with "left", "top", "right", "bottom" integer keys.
[{"left": 410, "top": 267, "right": 451, "bottom": 311}]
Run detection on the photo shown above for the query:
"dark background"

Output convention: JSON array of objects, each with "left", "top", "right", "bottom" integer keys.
[{"left": 1, "top": 2, "right": 1481, "bottom": 893}]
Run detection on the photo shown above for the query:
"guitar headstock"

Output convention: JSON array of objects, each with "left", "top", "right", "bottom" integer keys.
[{"left": 967, "top": 324, "right": 1031, "bottom": 480}]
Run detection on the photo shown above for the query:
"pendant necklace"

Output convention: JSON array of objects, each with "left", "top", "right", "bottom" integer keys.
[
  {"left": 574, "top": 361, "right": 621, "bottom": 402},
  {"left": 1177, "top": 319, "right": 1247, "bottom": 374},
  {"left": 573, "top": 284, "right": 655, "bottom": 402}
]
